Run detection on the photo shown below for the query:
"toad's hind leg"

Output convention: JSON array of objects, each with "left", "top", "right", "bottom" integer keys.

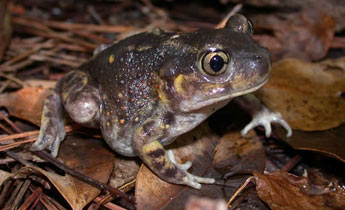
[
  {"left": 136, "top": 139, "right": 215, "bottom": 189},
  {"left": 31, "top": 70, "right": 100, "bottom": 157}
]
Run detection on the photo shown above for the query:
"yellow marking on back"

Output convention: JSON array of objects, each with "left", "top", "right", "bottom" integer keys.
[
  {"left": 174, "top": 74, "right": 185, "bottom": 94},
  {"left": 82, "top": 77, "right": 88, "bottom": 85},
  {"left": 157, "top": 89, "right": 169, "bottom": 103},
  {"left": 108, "top": 54, "right": 115, "bottom": 64}
]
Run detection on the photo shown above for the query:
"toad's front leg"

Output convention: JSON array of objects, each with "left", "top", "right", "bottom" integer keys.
[
  {"left": 133, "top": 122, "right": 214, "bottom": 189},
  {"left": 234, "top": 94, "right": 292, "bottom": 137}
]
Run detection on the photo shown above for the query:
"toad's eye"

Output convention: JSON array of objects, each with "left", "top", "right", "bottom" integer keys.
[{"left": 200, "top": 50, "right": 230, "bottom": 75}]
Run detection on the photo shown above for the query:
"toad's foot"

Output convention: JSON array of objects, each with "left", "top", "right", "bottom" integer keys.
[
  {"left": 30, "top": 91, "right": 65, "bottom": 157},
  {"left": 139, "top": 140, "right": 215, "bottom": 189},
  {"left": 241, "top": 107, "right": 292, "bottom": 138},
  {"left": 167, "top": 150, "right": 215, "bottom": 189}
]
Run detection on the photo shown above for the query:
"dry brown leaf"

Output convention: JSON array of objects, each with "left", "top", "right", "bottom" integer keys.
[
  {"left": 254, "top": 10, "right": 335, "bottom": 61},
  {"left": 11, "top": 135, "right": 114, "bottom": 210},
  {"left": 0, "top": 169, "right": 12, "bottom": 185},
  {"left": 212, "top": 130, "right": 265, "bottom": 173},
  {"left": 0, "top": 87, "right": 51, "bottom": 126},
  {"left": 254, "top": 171, "right": 345, "bottom": 210},
  {"left": 109, "top": 158, "right": 139, "bottom": 190},
  {"left": 56, "top": 135, "right": 115, "bottom": 209},
  {"left": 276, "top": 123, "right": 345, "bottom": 162},
  {"left": 255, "top": 58, "right": 345, "bottom": 131}
]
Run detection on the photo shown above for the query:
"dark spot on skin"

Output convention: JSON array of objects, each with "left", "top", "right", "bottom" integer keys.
[
  {"left": 147, "top": 148, "right": 165, "bottom": 158},
  {"left": 163, "top": 166, "right": 178, "bottom": 178},
  {"left": 163, "top": 112, "right": 175, "bottom": 125},
  {"left": 150, "top": 155, "right": 166, "bottom": 171},
  {"left": 193, "top": 136, "right": 197, "bottom": 141},
  {"left": 116, "top": 128, "right": 126, "bottom": 138},
  {"left": 143, "top": 121, "right": 155, "bottom": 135}
]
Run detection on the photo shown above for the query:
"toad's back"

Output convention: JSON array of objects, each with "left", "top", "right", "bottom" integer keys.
[{"left": 80, "top": 30, "right": 189, "bottom": 155}]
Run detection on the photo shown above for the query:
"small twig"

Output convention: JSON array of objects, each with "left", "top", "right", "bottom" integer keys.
[
  {"left": 56, "top": 43, "right": 89, "bottom": 52},
  {"left": 88, "top": 6, "right": 105, "bottom": 25},
  {"left": 0, "top": 59, "right": 34, "bottom": 73},
  {"left": 18, "top": 187, "right": 42, "bottom": 210},
  {"left": 39, "top": 196, "right": 59, "bottom": 210},
  {"left": 0, "top": 112, "right": 22, "bottom": 133},
  {"left": 0, "top": 80, "right": 11, "bottom": 93},
  {"left": 0, "top": 179, "right": 13, "bottom": 207},
  {"left": 3, "top": 180, "right": 24, "bottom": 210},
  {"left": 0, "top": 73, "right": 25, "bottom": 88},
  {"left": 17, "top": 28, "right": 96, "bottom": 50},
  {"left": 229, "top": 188, "right": 251, "bottom": 210},
  {"left": 12, "top": 179, "right": 31, "bottom": 210},
  {"left": 28, "top": 191, "right": 42, "bottom": 210},
  {"left": 12, "top": 16, "right": 135, "bottom": 34},
  {"left": 5, "top": 150, "right": 34, "bottom": 167},
  {"left": 0, "top": 130, "right": 40, "bottom": 142},
  {"left": 33, "top": 150, "right": 135, "bottom": 204},
  {"left": 40, "top": 193, "right": 67, "bottom": 210},
  {"left": 96, "top": 178, "right": 137, "bottom": 209},
  {"left": 0, "top": 39, "right": 55, "bottom": 70},
  {"left": 0, "top": 137, "right": 37, "bottom": 152},
  {"left": 215, "top": 4, "right": 242, "bottom": 29},
  {"left": 226, "top": 176, "right": 255, "bottom": 207},
  {"left": 0, "top": 121, "right": 14, "bottom": 134},
  {"left": 0, "top": 125, "right": 76, "bottom": 152},
  {"left": 119, "top": 178, "right": 136, "bottom": 191},
  {"left": 39, "top": 50, "right": 87, "bottom": 62},
  {"left": 70, "top": 29, "right": 111, "bottom": 44},
  {"left": 30, "top": 54, "right": 83, "bottom": 68},
  {"left": 93, "top": 196, "right": 127, "bottom": 210},
  {"left": 16, "top": 65, "right": 47, "bottom": 77},
  {"left": 282, "top": 154, "right": 302, "bottom": 172}
]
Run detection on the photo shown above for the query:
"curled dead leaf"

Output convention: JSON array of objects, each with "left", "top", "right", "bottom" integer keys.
[
  {"left": 0, "top": 87, "right": 52, "bottom": 126},
  {"left": 254, "top": 10, "right": 335, "bottom": 61},
  {"left": 254, "top": 171, "right": 345, "bottom": 210},
  {"left": 275, "top": 123, "right": 345, "bottom": 162}
]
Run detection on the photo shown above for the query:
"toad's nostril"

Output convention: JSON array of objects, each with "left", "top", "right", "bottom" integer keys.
[{"left": 255, "top": 55, "right": 262, "bottom": 60}]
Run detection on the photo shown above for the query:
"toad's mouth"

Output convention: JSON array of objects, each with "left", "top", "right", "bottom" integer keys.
[{"left": 179, "top": 74, "right": 270, "bottom": 112}]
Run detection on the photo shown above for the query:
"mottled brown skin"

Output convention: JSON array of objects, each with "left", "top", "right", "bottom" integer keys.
[{"left": 31, "top": 14, "right": 271, "bottom": 188}]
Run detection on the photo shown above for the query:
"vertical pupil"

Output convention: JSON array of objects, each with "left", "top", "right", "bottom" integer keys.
[{"left": 210, "top": 55, "right": 224, "bottom": 72}]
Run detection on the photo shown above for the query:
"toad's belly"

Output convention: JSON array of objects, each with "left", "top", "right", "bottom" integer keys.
[{"left": 100, "top": 121, "right": 136, "bottom": 157}]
